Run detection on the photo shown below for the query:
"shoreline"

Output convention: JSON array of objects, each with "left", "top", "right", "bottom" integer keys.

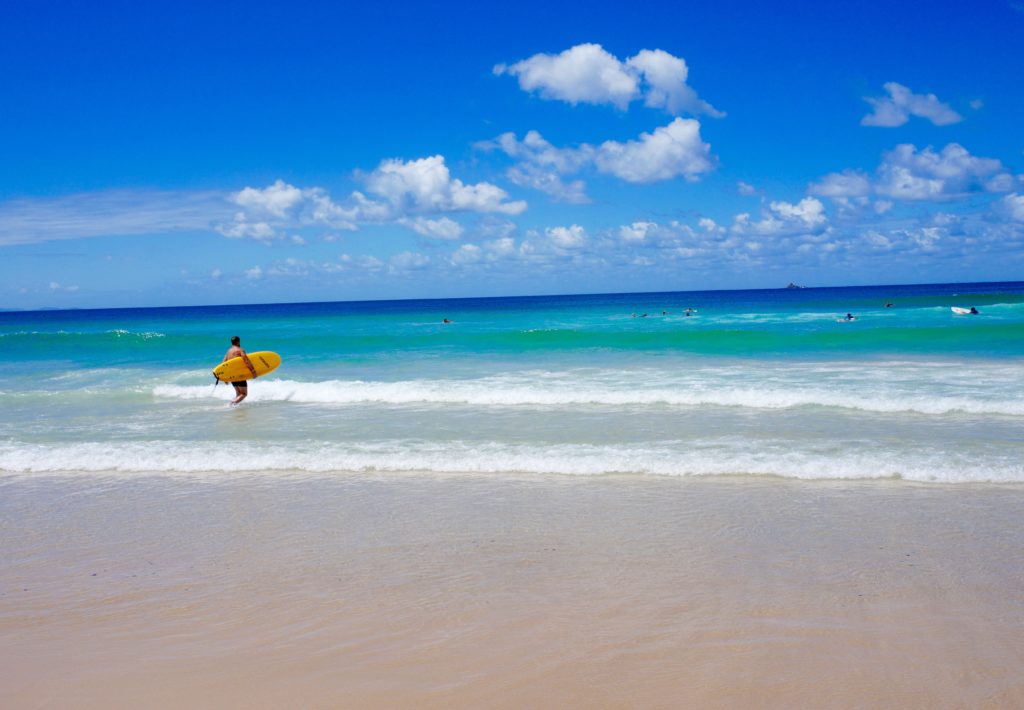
[{"left": 3, "top": 472, "right": 1023, "bottom": 708}]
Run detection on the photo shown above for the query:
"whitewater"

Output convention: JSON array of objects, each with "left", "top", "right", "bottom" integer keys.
[{"left": 2, "top": 282, "right": 1022, "bottom": 483}]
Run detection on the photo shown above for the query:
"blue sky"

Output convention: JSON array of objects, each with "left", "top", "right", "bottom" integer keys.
[{"left": 2, "top": 0, "right": 1023, "bottom": 309}]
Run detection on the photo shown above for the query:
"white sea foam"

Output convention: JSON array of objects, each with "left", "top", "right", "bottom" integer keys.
[
  {"left": 152, "top": 369, "right": 1024, "bottom": 417},
  {"left": 1, "top": 439, "right": 1021, "bottom": 483},
  {"left": 108, "top": 329, "right": 165, "bottom": 338}
]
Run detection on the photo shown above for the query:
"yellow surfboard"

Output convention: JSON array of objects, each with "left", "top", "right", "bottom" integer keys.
[{"left": 213, "top": 351, "right": 281, "bottom": 382}]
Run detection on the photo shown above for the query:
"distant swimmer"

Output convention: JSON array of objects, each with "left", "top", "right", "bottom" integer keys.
[
  {"left": 442, "top": 318, "right": 451, "bottom": 324},
  {"left": 222, "top": 336, "right": 250, "bottom": 405},
  {"left": 970, "top": 307, "right": 979, "bottom": 314},
  {"left": 885, "top": 302, "right": 893, "bottom": 308},
  {"left": 845, "top": 313, "right": 857, "bottom": 321}
]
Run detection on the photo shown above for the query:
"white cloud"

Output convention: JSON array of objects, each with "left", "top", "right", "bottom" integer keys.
[
  {"left": 217, "top": 217, "right": 278, "bottom": 241},
  {"left": 451, "top": 243, "right": 482, "bottom": 265},
  {"left": 0, "top": 189, "right": 233, "bottom": 246},
  {"left": 698, "top": 217, "right": 722, "bottom": 233},
  {"left": 389, "top": 251, "right": 431, "bottom": 271},
  {"left": 476, "top": 131, "right": 590, "bottom": 203},
  {"left": 48, "top": 281, "right": 60, "bottom": 290},
  {"left": 218, "top": 179, "right": 361, "bottom": 241},
  {"left": 808, "top": 170, "right": 872, "bottom": 199},
  {"left": 594, "top": 118, "right": 715, "bottom": 183},
  {"left": 495, "top": 43, "right": 638, "bottom": 109},
  {"left": 245, "top": 266, "right": 263, "bottom": 280},
  {"left": 234, "top": 180, "right": 305, "bottom": 218},
  {"left": 737, "top": 181, "right": 758, "bottom": 196},
  {"left": 810, "top": 144, "right": 1015, "bottom": 207},
  {"left": 1003, "top": 193, "right": 1024, "bottom": 221},
  {"left": 770, "top": 198, "right": 827, "bottom": 227},
  {"left": 486, "top": 119, "right": 715, "bottom": 191},
  {"left": 483, "top": 236, "right": 518, "bottom": 258},
  {"left": 398, "top": 216, "right": 464, "bottom": 240},
  {"left": 861, "top": 82, "right": 962, "bottom": 127},
  {"left": 506, "top": 164, "right": 590, "bottom": 204},
  {"left": 732, "top": 198, "right": 828, "bottom": 237},
  {"left": 210, "top": 268, "right": 222, "bottom": 279},
  {"left": 219, "top": 157, "right": 523, "bottom": 243},
  {"left": 546, "top": 224, "right": 587, "bottom": 249},
  {"left": 619, "top": 221, "right": 658, "bottom": 242},
  {"left": 365, "top": 155, "right": 526, "bottom": 215},
  {"left": 625, "top": 49, "right": 724, "bottom": 117},
  {"left": 876, "top": 143, "right": 1011, "bottom": 201},
  {"left": 495, "top": 43, "right": 721, "bottom": 117},
  {"left": 487, "top": 130, "right": 591, "bottom": 173}
]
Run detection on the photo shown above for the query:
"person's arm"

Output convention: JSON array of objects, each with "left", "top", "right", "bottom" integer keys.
[{"left": 239, "top": 349, "right": 257, "bottom": 378}]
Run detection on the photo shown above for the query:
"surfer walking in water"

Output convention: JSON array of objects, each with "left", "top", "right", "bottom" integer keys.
[{"left": 223, "top": 336, "right": 250, "bottom": 405}]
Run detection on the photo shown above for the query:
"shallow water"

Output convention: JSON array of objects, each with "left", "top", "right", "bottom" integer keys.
[{"left": 1, "top": 281, "right": 1023, "bottom": 483}]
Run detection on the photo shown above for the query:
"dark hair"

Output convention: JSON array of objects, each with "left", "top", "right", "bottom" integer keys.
[{"left": 231, "top": 336, "right": 240, "bottom": 345}]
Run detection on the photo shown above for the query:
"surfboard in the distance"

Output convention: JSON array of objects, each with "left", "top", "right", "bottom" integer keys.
[
  {"left": 213, "top": 351, "right": 281, "bottom": 382},
  {"left": 951, "top": 307, "right": 971, "bottom": 315}
]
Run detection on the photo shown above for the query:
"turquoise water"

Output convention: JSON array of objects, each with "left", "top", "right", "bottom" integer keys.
[{"left": 2, "top": 281, "right": 1023, "bottom": 482}]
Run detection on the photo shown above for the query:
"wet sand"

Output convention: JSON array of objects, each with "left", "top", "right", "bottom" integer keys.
[{"left": 2, "top": 473, "right": 1023, "bottom": 708}]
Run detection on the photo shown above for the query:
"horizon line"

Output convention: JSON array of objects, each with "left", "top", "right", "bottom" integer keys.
[{"left": 3, "top": 279, "right": 1023, "bottom": 316}]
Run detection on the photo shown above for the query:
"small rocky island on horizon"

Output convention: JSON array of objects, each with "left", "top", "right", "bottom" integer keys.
[{"left": 785, "top": 282, "right": 803, "bottom": 289}]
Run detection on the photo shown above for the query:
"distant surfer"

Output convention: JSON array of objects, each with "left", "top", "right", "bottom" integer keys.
[
  {"left": 223, "top": 336, "right": 250, "bottom": 405},
  {"left": 844, "top": 313, "right": 856, "bottom": 321},
  {"left": 970, "top": 307, "right": 979, "bottom": 315}
]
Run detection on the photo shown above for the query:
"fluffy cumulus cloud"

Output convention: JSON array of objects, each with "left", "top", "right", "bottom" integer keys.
[
  {"left": 808, "top": 170, "right": 872, "bottom": 199},
  {"left": 811, "top": 143, "right": 1016, "bottom": 204},
  {"left": 861, "top": 82, "right": 963, "bottom": 127},
  {"left": 480, "top": 131, "right": 591, "bottom": 203},
  {"left": 1003, "top": 193, "right": 1024, "bottom": 221},
  {"left": 625, "top": 49, "right": 723, "bottom": 117},
  {"left": 217, "top": 180, "right": 364, "bottom": 240},
  {"left": 481, "top": 118, "right": 715, "bottom": 197},
  {"left": 594, "top": 118, "right": 714, "bottom": 183},
  {"left": 731, "top": 198, "right": 829, "bottom": 237},
  {"left": 546, "top": 224, "right": 587, "bottom": 249},
  {"left": 397, "top": 216, "right": 464, "bottom": 240},
  {"left": 619, "top": 221, "right": 658, "bottom": 242},
  {"left": 365, "top": 156, "right": 526, "bottom": 215},
  {"left": 389, "top": 251, "right": 431, "bottom": 271},
  {"left": 875, "top": 143, "right": 1012, "bottom": 200},
  {"left": 495, "top": 43, "right": 722, "bottom": 117},
  {"left": 218, "top": 180, "right": 363, "bottom": 241},
  {"left": 219, "top": 156, "right": 524, "bottom": 242},
  {"left": 495, "top": 43, "right": 638, "bottom": 109},
  {"left": 451, "top": 243, "right": 482, "bottom": 265}
]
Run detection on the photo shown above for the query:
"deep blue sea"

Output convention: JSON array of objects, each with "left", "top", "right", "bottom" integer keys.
[{"left": 2, "top": 281, "right": 1023, "bottom": 482}]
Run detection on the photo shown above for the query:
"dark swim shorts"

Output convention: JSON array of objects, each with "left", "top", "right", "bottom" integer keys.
[{"left": 231, "top": 380, "right": 248, "bottom": 388}]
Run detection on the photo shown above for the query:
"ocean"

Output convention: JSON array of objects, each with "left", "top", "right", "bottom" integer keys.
[{"left": 2, "top": 281, "right": 1023, "bottom": 483}]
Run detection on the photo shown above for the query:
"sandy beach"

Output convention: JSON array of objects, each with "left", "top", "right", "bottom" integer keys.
[{"left": 2, "top": 472, "right": 1023, "bottom": 708}]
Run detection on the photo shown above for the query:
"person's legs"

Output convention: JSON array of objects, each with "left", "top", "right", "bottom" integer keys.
[{"left": 231, "top": 382, "right": 248, "bottom": 405}]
